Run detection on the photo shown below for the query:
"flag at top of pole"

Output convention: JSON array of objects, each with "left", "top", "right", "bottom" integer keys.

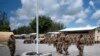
[{"left": 36, "top": 0, "right": 39, "bottom": 54}]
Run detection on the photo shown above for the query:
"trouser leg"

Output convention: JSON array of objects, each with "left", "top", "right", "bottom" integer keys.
[
  {"left": 78, "top": 45, "right": 84, "bottom": 56},
  {"left": 10, "top": 47, "right": 15, "bottom": 56},
  {"left": 59, "top": 49, "right": 62, "bottom": 54},
  {"left": 63, "top": 44, "right": 69, "bottom": 55},
  {"left": 58, "top": 43, "right": 63, "bottom": 54}
]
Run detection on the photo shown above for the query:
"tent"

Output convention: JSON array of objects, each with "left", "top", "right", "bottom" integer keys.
[{"left": 0, "top": 32, "right": 14, "bottom": 42}]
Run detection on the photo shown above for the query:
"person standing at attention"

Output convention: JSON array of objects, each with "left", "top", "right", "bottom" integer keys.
[
  {"left": 8, "top": 35, "right": 16, "bottom": 56},
  {"left": 77, "top": 34, "right": 85, "bottom": 56}
]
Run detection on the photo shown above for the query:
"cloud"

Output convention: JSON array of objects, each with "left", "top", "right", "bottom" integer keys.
[
  {"left": 52, "top": 3, "right": 60, "bottom": 11},
  {"left": 38, "top": 0, "right": 60, "bottom": 15},
  {"left": 10, "top": 0, "right": 95, "bottom": 29},
  {"left": 75, "top": 18, "right": 85, "bottom": 24},
  {"left": 60, "top": 0, "right": 72, "bottom": 5},
  {"left": 10, "top": 17, "right": 17, "bottom": 24},
  {"left": 66, "top": 0, "right": 83, "bottom": 15},
  {"left": 74, "top": 7, "right": 91, "bottom": 25},
  {"left": 60, "top": 15, "right": 75, "bottom": 24},
  {"left": 51, "top": 15, "right": 57, "bottom": 20},
  {"left": 89, "top": 0, "right": 95, "bottom": 9},
  {"left": 13, "top": 0, "right": 61, "bottom": 20},
  {"left": 85, "top": 7, "right": 91, "bottom": 13},
  {"left": 10, "top": 18, "right": 23, "bottom": 30},
  {"left": 75, "top": 18, "right": 90, "bottom": 27},
  {"left": 86, "top": 25, "right": 92, "bottom": 27},
  {"left": 92, "top": 10, "right": 100, "bottom": 19},
  {"left": 50, "top": 0, "right": 85, "bottom": 24},
  {"left": 10, "top": 21, "right": 29, "bottom": 30},
  {"left": 38, "top": 9, "right": 46, "bottom": 15},
  {"left": 10, "top": 0, "right": 61, "bottom": 29},
  {"left": 89, "top": 0, "right": 94, "bottom": 6},
  {"left": 97, "top": 20, "right": 100, "bottom": 26},
  {"left": 77, "top": 11, "right": 87, "bottom": 19},
  {"left": 16, "top": 0, "right": 36, "bottom": 20},
  {"left": 76, "top": 7, "right": 91, "bottom": 19}
]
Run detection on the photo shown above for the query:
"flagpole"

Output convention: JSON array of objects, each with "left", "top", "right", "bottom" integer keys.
[{"left": 36, "top": 0, "right": 39, "bottom": 54}]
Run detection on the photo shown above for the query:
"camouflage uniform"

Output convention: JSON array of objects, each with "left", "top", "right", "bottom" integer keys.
[
  {"left": 56, "top": 34, "right": 63, "bottom": 54},
  {"left": 57, "top": 41, "right": 63, "bottom": 54},
  {"left": 77, "top": 35, "right": 85, "bottom": 56},
  {"left": 8, "top": 35, "right": 16, "bottom": 56},
  {"left": 52, "top": 34, "right": 60, "bottom": 52},
  {"left": 63, "top": 35, "right": 70, "bottom": 55},
  {"left": 56, "top": 33, "right": 66, "bottom": 54}
]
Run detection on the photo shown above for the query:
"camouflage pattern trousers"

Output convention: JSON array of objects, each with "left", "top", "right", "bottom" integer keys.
[
  {"left": 77, "top": 44, "right": 84, "bottom": 56},
  {"left": 56, "top": 42, "right": 63, "bottom": 54},
  {"left": 63, "top": 43, "right": 69, "bottom": 55},
  {"left": 8, "top": 46, "right": 15, "bottom": 56}
]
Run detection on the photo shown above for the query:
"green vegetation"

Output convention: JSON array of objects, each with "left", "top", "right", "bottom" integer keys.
[
  {"left": 13, "top": 15, "right": 65, "bottom": 34},
  {"left": 13, "top": 26, "right": 34, "bottom": 34},
  {"left": 30, "top": 15, "right": 53, "bottom": 33},
  {"left": 0, "top": 11, "right": 11, "bottom": 31},
  {"left": 0, "top": 11, "right": 64, "bottom": 34}
]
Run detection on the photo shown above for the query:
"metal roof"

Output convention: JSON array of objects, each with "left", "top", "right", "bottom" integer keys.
[
  {"left": 47, "top": 32, "right": 60, "bottom": 34},
  {"left": 59, "top": 26, "right": 99, "bottom": 32},
  {"left": 29, "top": 33, "right": 36, "bottom": 35}
]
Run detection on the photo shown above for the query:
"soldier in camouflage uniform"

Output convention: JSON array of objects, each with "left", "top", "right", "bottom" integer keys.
[
  {"left": 77, "top": 34, "right": 85, "bottom": 56},
  {"left": 8, "top": 35, "right": 16, "bottom": 56},
  {"left": 63, "top": 34, "right": 71, "bottom": 55},
  {"left": 56, "top": 34, "right": 63, "bottom": 54},
  {"left": 56, "top": 33, "right": 65, "bottom": 54},
  {"left": 52, "top": 34, "right": 59, "bottom": 52}
]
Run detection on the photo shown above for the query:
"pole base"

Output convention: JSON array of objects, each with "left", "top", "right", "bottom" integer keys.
[{"left": 21, "top": 52, "right": 52, "bottom": 56}]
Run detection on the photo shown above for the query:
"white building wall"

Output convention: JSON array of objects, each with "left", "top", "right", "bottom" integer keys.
[{"left": 95, "top": 28, "right": 100, "bottom": 41}]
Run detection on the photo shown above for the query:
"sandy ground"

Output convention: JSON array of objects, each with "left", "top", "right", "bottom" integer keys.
[{"left": 0, "top": 39, "right": 100, "bottom": 56}]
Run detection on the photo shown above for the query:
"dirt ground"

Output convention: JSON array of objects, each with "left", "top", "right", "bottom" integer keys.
[{"left": 0, "top": 39, "right": 100, "bottom": 56}]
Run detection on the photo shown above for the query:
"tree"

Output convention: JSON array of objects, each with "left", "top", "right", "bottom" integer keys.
[
  {"left": 13, "top": 26, "right": 34, "bottom": 34},
  {"left": 13, "top": 15, "right": 65, "bottom": 34},
  {"left": 30, "top": 15, "right": 53, "bottom": 33},
  {"left": 51, "top": 22, "right": 65, "bottom": 31},
  {"left": 0, "top": 11, "right": 10, "bottom": 31}
]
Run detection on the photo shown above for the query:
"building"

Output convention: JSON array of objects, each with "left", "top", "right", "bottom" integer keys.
[
  {"left": 47, "top": 32, "right": 60, "bottom": 34},
  {"left": 0, "top": 32, "right": 13, "bottom": 42},
  {"left": 59, "top": 26, "right": 100, "bottom": 43},
  {"left": 47, "top": 32, "right": 60, "bottom": 37}
]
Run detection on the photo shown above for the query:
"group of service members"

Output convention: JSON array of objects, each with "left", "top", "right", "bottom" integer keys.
[
  {"left": 7, "top": 32, "right": 94, "bottom": 56},
  {"left": 43, "top": 33, "right": 94, "bottom": 56}
]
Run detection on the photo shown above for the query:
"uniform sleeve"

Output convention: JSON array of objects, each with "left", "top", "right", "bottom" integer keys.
[{"left": 7, "top": 39, "right": 10, "bottom": 46}]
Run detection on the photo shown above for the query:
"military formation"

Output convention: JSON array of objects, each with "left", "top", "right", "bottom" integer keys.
[
  {"left": 44, "top": 32, "right": 94, "bottom": 56},
  {"left": 51, "top": 33, "right": 71, "bottom": 55},
  {"left": 7, "top": 32, "right": 94, "bottom": 56}
]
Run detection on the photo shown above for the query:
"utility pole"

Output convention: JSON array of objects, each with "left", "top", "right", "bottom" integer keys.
[{"left": 36, "top": 0, "right": 39, "bottom": 54}]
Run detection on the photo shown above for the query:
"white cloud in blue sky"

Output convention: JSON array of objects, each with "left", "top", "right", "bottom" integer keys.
[
  {"left": 75, "top": 18, "right": 85, "bottom": 24},
  {"left": 97, "top": 20, "right": 100, "bottom": 26},
  {"left": 10, "top": 0, "right": 100, "bottom": 30},
  {"left": 92, "top": 10, "right": 100, "bottom": 19},
  {"left": 89, "top": 0, "right": 96, "bottom": 9}
]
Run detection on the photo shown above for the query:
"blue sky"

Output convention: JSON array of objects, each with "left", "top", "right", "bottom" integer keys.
[
  {"left": 0, "top": 0, "right": 100, "bottom": 30},
  {"left": 0, "top": 0, "right": 21, "bottom": 14}
]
